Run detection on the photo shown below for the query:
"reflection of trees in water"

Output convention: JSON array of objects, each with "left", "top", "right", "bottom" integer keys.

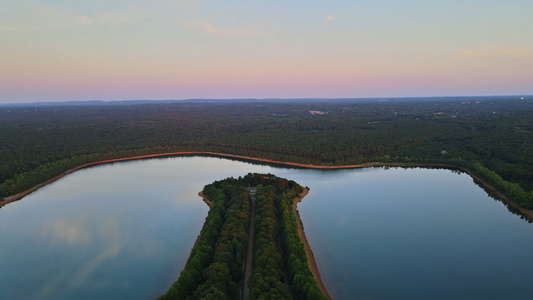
[
  {"left": 472, "top": 178, "right": 533, "bottom": 223},
  {"left": 391, "top": 165, "right": 533, "bottom": 223},
  {"left": 2, "top": 98, "right": 532, "bottom": 213}
]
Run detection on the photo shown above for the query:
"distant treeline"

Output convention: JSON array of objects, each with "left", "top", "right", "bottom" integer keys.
[
  {"left": 1, "top": 97, "right": 532, "bottom": 207},
  {"left": 158, "top": 173, "right": 326, "bottom": 299}
]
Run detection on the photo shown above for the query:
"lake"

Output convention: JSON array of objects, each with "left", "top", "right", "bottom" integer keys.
[{"left": 1, "top": 155, "right": 532, "bottom": 299}]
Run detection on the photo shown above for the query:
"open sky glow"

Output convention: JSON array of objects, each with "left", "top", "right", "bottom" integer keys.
[{"left": 1, "top": 0, "right": 532, "bottom": 103}]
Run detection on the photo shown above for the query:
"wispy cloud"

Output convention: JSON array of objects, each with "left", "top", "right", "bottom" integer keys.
[
  {"left": 459, "top": 45, "right": 533, "bottom": 62},
  {"left": 70, "top": 243, "right": 123, "bottom": 288},
  {"left": 44, "top": 219, "right": 91, "bottom": 246},
  {"left": 1, "top": 5, "right": 144, "bottom": 32},
  {"left": 136, "top": 8, "right": 266, "bottom": 38},
  {"left": 75, "top": 11, "right": 144, "bottom": 26},
  {"left": 185, "top": 20, "right": 267, "bottom": 37}
]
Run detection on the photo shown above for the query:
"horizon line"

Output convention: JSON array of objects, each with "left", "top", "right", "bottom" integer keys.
[{"left": 1, "top": 95, "right": 531, "bottom": 106}]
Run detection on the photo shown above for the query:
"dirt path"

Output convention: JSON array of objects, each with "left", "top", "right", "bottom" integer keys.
[
  {"left": 293, "top": 188, "right": 332, "bottom": 300},
  {"left": 243, "top": 190, "right": 256, "bottom": 300}
]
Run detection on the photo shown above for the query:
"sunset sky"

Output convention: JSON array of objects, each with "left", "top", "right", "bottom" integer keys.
[{"left": 1, "top": 1, "right": 532, "bottom": 103}]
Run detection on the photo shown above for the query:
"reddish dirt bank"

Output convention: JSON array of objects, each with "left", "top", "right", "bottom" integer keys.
[
  {"left": 0, "top": 152, "right": 196, "bottom": 208},
  {"left": 2, "top": 152, "right": 532, "bottom": 221},
  {"left": 2, "top": 151, "right": 531, "bottom": 300},
  {"left": 0, "top": 151, "right": 372, "bottom": 208},
  {"left": 198, "top": 191, "right": 213, "bottom": 207},
  {"left": 293, "top": 188, "right": 332, "bottom": 300}
]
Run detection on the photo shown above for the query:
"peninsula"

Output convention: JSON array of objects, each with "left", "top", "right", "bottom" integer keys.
[{"left": 157, "top": 173, "right": 328, "bottom": 300}]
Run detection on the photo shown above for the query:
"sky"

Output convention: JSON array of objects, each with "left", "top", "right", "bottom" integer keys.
[{"left": 1, "top": 0, "right": 532, "bottom": 103}]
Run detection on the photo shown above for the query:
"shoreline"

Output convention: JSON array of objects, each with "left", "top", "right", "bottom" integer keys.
[
  {"left": 190, "top": 191, "right": 213, "bottom": 250},
  {"left": 2, "top": 151, "right": 532, "bottom": 221},
  {"left": 1, "top": 151, "right": 531, "bottom": 299},
  {"left": 198, "top": 191, "right": 213, "bottom": 207},
  {"left": 293, "top": 188, "right": 332, "bottom": 300}
]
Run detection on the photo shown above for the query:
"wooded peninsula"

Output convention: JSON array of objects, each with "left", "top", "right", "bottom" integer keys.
[
  {"left": 1, "top": 97, "right": 532, "bottom": 211},
  {"left": 157, "top": 173, "right": 326, "bottom": 300}
]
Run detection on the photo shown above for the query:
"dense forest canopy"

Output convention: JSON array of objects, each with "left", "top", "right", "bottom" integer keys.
[
  {"left": 1, "top": 96, "right": 532, "bottom": 206},
  {"left": 158, "top": 173, "right": 326, "bottom": 300}
]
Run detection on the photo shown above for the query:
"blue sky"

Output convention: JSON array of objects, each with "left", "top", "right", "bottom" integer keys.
[{"left": 1, "top": 0, "right": 532, "bottom": 103}]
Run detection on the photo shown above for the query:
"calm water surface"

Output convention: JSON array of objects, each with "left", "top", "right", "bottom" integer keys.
[{"left": 1, "top": 156, "right": 532, "bottom": 299}]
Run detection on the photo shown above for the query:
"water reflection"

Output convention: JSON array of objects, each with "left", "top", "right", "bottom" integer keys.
[
  {"left": 1, "top": 156, "right": 533, "bottom": 300},
  {"left": 296, "top": 167, "right": 533, "bottom": 300},
  {"left": 468, "top": 177, "right": 533, "bottom": 223},
  {"left": 42, "top": 217, "right": 93, "bottom": 246}
]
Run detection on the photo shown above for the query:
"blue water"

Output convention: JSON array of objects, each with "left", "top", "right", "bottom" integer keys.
[
  {"left": 295, "top": 167, "right": 533, "bottom": 299},
  {"left": 1, "top": 156, "right": 532, "bottom": 299}
]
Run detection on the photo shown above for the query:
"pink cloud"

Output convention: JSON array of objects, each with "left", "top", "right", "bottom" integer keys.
[{"left": 459, "top": 45, "right": 533, "bottom": 62}]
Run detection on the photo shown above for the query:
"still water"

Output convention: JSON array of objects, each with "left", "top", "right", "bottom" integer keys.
[{"left": 1, "top": 155, "right": 532, "bottom": 299}]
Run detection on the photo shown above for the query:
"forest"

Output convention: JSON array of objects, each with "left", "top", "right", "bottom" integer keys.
[
  {"left": 0, "top": 96, "right": 532, "bottom": 208},
  {"left": 158, "top": 173, "right": 326, "bottom": 300}
]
